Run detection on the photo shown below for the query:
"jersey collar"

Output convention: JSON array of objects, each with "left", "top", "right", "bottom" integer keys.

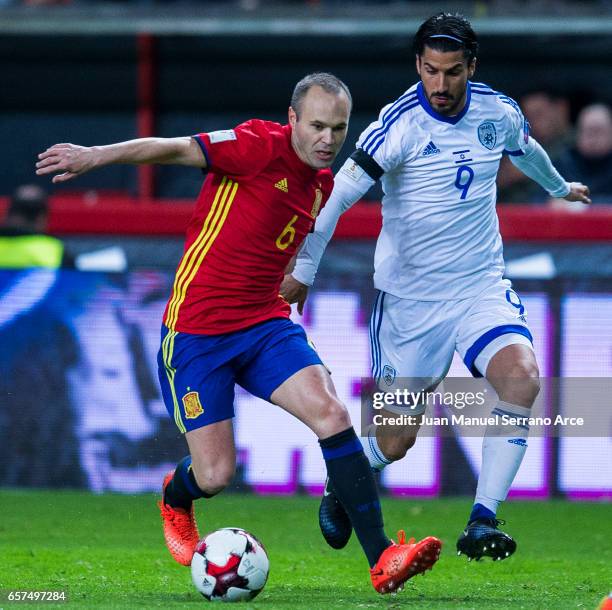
[{"left": 416, "top": 81, "right": 471, "bottom": 125}]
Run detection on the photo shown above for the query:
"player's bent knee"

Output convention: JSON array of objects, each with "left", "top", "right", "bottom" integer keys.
[
  {"left": 315, "top": 398, "right": 352, "bottom": 438},
  {"left": 496, "top": 360, "right": 541, "bottom": 406},
  {"left": 191, "top": 461, "right": 235, "bottom": 496}
]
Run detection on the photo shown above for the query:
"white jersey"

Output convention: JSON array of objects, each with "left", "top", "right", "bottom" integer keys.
[{"left": 359, "top": 80, "right": 530, "bottom": 301}]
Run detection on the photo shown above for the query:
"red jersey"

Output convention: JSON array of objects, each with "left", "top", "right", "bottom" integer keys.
[{"left": 163, "top": 120, "right": 334, "bottom": 335}]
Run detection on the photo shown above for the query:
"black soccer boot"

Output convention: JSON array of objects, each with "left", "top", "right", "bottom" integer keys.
[
  {"left": 456, "top": 518, "right": 517, "bottom": 561},
  {"left": 318, "top": 477, "right": 352, "bottom": 549}
]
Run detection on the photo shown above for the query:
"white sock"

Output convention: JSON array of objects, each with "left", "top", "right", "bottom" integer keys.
[
  {"left": 475, "top": 401, "right": 531, "bottom": 514},
  {"left": 361, "top": 424, "right": 392, "bottom": 471}
]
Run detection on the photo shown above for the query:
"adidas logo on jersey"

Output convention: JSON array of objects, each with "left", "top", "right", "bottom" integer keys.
[
  {"left": 422, "top": 141, "right": 441, "bottom": 156},
  {"left": 274, "top": 178, "right": 289, "bottom": 192}
]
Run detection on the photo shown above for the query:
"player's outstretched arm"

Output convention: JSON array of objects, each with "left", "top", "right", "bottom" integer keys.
[
  {"left": 509, "top": 136, "right": 591, "bottom": 203},
  {"left": 36, "top": 136, "right": 206, "bottom": 184}
]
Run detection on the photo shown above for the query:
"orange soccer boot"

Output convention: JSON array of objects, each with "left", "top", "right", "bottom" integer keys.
[
  {"left": 158, "top": 471, "right": 200, "bottom": 566},
  {"left": 370, "top": 531, "right": 442, "bottom": 594}
]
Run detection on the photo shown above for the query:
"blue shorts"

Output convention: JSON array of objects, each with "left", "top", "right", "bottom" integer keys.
[{"left": 157, "top": 318, "right": 322, "bottom": 433}]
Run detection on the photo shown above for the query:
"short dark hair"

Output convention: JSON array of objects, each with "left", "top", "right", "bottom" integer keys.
[
  {"left": 413, "top": 12, "right": 479, "bottom": 64},
  {"left": 290, "top": 72, "right": 352, "bottom": 118},
  {"left": 8, "top": 184, "right": 48, "bottom": 223}
]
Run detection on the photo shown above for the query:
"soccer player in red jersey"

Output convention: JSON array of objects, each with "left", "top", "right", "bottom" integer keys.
[{"left": 36, "top": 73, "right": 441, "bottom": 594}]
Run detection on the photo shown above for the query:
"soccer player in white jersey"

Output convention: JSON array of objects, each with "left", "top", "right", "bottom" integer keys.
[{"left": 281, "top": 12, "right": 591, "bottom": 562}]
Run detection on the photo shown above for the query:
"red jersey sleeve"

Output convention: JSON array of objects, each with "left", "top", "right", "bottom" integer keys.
[{"left": 194, "top": 119, "right": 281, "bottom": 178}]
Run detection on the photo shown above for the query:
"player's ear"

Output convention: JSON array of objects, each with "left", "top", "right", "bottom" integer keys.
[
  {"left": 288, "top": 106, "right": 298, "bottom": 128},
  {"left": 415, "top": 54, "right": 422, "bottom": 76},
  {"left": 468, "top": 58, "right": 477, "bottom": 78}
]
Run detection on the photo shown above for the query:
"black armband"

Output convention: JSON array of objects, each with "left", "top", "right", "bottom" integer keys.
[{"left": 350, "top": 148, "right": 384, "bottom": 181}]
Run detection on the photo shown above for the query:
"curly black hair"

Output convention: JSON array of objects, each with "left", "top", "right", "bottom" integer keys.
[{"left": 413, "top": 12, "right": 479, "bottom": 64}]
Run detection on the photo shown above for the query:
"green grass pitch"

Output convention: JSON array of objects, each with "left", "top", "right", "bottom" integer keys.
[{"left": 0, "top": 490, "right": 609, "bottom": 609}]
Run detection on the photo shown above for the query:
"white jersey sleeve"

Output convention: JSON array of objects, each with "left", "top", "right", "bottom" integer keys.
[
  {"left": 499, "top": 94, "right": 570, "bottom": 197},
  {"left": 356, "top": 86, "right": 421, "bottom": 172},
  {"left": 510, "top": 137, "right": 570, "bottom": 197},
  {"left": 500, "top": 94, "right": 530, "bottom": 156}
]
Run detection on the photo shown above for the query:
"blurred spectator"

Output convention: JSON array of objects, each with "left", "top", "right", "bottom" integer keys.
[
  {"left": 0, "top": 186, "right": 81, "bottom": 488},
  {"left": 0, "top": 184, "right": 74, "bottom": 268},
  {"left": 522, "top": 89, "right": 573, "bottom": 151},
  {"left": 497, "top": 89, "right": 573, "bottom": 204},
  {"left": 552, "top": 103, "right": 612, "bottom": 205}
]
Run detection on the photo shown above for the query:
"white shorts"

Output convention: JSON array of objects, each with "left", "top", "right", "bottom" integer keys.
[{"left": 369, "top": 279, "right": 534, "bottom": 414}]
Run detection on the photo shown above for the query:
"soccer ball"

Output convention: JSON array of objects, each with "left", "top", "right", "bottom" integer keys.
[
  {"left": 597, "top": 593, "right": 612, "bottom": 610},
  {"left": 191, "top": 528, "right": 269, "bottom": 602}
]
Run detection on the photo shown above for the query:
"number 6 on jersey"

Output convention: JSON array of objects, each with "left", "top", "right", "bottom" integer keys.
[{"left": 276, "top": 214, "right": 298, "bottom": 250}]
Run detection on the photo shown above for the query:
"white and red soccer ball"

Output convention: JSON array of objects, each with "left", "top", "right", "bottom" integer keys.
[{"left": 191, "top": 528, "right": 269, "bottom": 602}]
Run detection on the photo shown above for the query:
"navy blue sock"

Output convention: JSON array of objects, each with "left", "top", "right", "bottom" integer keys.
[
  {"left": 319, "top": 427, "right": 390, "bottom": 567},
  {"left": 164, "top": 456, "right": 214, "bottom": 509},
  {"left": 469, "top": 502, "right": 496, "bottom": 524}
]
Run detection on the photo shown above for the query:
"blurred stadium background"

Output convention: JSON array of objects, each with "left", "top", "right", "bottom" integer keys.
[{"left": 0, "top": 1, "right": 611, "bottom": 505}]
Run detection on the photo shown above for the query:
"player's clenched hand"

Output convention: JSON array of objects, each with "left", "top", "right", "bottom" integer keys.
[
  {"left": 563, "top": 182, "right": 591, "bottom": 204},
  {"left": 280, "top": 274, "right": 309, "bottom": 315},
  {"left": 36, "top": 143, "right": 98, "bottom": 183}
]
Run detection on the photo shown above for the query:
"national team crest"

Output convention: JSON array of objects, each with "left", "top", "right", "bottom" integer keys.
[
  {"left": 382, "top": 365, "right": 396, "bottom": 386},
  {"left": 182, "top": 391, "right": 204, "bottom": 419},
  {"left": 478, "top": 121, "right": 497, "bottom": 150},
  {"left": 311, "top": 188, "right": 323, "bottom": 218}
]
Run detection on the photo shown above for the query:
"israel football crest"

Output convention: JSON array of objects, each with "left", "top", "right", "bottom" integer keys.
[
  {"left": 382, "top": 364, "right": 396, "bottom": 386},
  {"left": 478, "top": 121, "right": 497, "bottom": 150},
  {"left": 182, "top": 391, "right": 204, "bottom": 419}
]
